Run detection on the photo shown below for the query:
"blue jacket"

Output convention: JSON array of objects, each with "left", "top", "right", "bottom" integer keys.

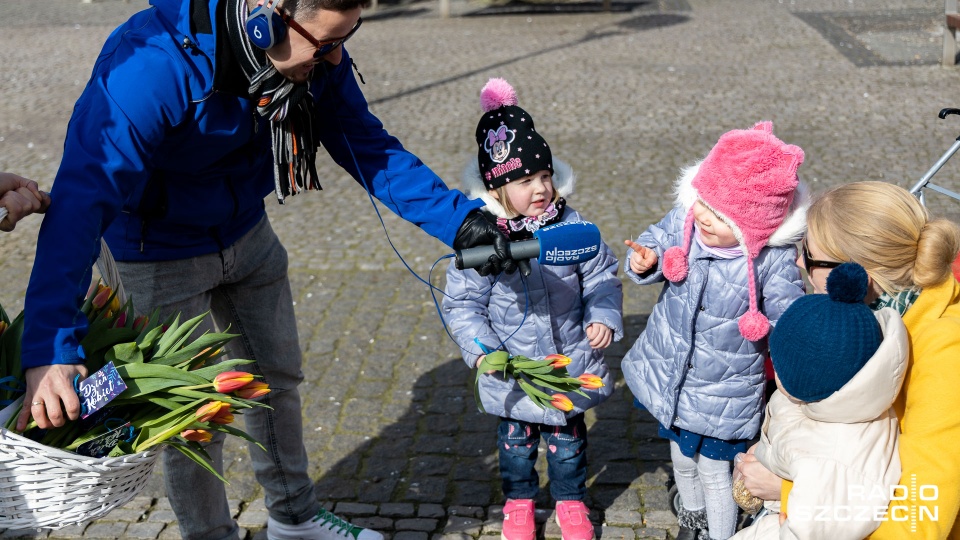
[
  {"left": 21, "top": 0, "right": 482, "bottom": 369},
  {"left": 621, "top": 164, "right": 809, "bottom": 441}
]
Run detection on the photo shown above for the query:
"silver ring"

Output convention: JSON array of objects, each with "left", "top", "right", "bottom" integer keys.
[{"left": 31, "top": 401, "right": 43, "bottom": 407}]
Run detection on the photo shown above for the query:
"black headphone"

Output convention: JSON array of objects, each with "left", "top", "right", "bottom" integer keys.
[{"left": 245, "top": 0, "right": 287, "bottom": 50}]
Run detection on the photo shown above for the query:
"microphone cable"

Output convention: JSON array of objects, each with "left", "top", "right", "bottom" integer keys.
[{"left": 320, "top": 61, "right": 530, "bottom": 357}]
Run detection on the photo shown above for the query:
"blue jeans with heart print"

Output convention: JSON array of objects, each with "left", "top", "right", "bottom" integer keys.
[{"left": 497, "top": 413, "right": 588, "bottom": 502}]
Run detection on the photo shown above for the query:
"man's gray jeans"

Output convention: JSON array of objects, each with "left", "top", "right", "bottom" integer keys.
[{"left": 116, "top": 217, "right": 320, "bottom": 540}]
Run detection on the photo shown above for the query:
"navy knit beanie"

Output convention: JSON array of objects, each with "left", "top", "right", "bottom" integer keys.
[{"left": 769, "top": 262, "right": 883, "bottom": 402}]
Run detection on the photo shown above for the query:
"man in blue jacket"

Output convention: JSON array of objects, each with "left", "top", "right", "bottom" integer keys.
[{"left": 15, "top": 1, "right": 517, "bottom": 539}]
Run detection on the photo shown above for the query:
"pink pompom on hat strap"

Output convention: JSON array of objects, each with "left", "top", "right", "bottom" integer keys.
[
  {"left": 662, "top": 206, "right": 697, "bottom": 282},
  {"left": 738, "top": 256, "right": 771, "bottom": 341}
]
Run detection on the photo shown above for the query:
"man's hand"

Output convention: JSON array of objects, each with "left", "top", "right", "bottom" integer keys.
[
  {"left": 0, "top": 172, "right": 50, "bottom": 232},
  {"left": 17, "top": 364, "right": 89, "bottom": 431},
  {"left": 586, "top": 323, "right": 613, "bottom": 349},
  {"left": 454, "top": 211, "right": 531, "bottom": 277},
  {"left": 624, "top": 239, "right": 658, "bottom": 275}
]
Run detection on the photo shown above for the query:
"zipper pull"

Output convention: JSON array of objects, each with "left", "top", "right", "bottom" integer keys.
[{"left": 352, "top": 59, "right": 365, "bottom": 85}]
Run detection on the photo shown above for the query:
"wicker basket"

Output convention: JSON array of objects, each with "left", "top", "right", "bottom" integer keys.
[
  {"left": 0, "top": 397, "right": 159, "bottom": 529},
  {"left": 0, "top": 238, "right": 159, "bottom": 529}
]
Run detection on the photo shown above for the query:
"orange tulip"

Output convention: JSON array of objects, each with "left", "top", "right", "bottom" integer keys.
[
  {"left": 550, "top": 394, "right": 574, "bottom": 412},
  {"left": 180, "top": 429, "right": 212, "bottom": 443},
  {"left": 577, "top": 374, "right": 604, "bottom": 390},
  {"left": 546, "top": 354, "right": 572, "bottom": 369},
  {"left": 210, "top": 408, "right": 234, "bottom": 425},
  {"left": 235, "top": 381, "right": 270, "bottom": 399},
  {"left": 92, "top": 286, "right": 113, "bottom": 310},
  {"left": 195, "top": 401, "right": 229, "bottom": 423},
  {"left": 213, "top": 371, "right": 254, "bottom": 393}
]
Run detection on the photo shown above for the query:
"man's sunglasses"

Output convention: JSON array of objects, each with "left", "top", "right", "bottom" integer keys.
[
  {"left": 282, "top": 12, "right": 363, "bottom": 59},
  {"left": 801, "top": 239, "right": 842, "bottom": 274}
]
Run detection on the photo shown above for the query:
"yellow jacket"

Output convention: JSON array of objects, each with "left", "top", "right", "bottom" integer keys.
[{"left": 782, "top": 278, "right": 960, "bottom": 539}]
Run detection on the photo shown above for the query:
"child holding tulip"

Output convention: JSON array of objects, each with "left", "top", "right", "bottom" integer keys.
[{"left": 442, "top": 78, "right": 623, "bottom": 540}]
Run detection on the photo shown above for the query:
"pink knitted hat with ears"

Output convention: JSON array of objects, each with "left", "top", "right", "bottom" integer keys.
[{"left": 662, "top": 121, "right": 804, "bottom": 341}]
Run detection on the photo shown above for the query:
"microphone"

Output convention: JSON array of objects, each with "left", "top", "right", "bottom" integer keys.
[{"left": 455, "top": 221, "right": 602, "bottom": 271}]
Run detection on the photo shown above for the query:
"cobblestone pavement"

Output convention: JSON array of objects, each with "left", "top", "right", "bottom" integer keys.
[{"left": 1, "top": 0, "right": 959, "bottom": 538}]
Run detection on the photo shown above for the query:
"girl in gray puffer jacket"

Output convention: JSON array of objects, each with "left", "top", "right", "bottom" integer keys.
[
  {"left": 442, "top": 79, "right": 622, "bottom": 540},
  {"left": 621, "top": 122, "right": 807, "bottom": 540}
]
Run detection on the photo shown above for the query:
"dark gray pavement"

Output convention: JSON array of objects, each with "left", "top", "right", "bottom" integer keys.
[{"left": 0, "top": 0, "right": 958, "bottom": 538}]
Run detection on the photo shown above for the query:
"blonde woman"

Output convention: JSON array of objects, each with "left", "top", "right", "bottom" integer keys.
[{"left": 737, "top": 181, "right": 960, "bottom": 539}]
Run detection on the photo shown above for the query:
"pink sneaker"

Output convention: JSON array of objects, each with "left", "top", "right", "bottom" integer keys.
[
  {"left": 555, "top": 501, "right": 595, "bottom": 540},
  {"left": 501, "top": 499, "right": 536, "bottom": 540}
]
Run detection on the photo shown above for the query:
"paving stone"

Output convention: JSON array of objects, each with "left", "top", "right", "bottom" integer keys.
[
  {"left": 336, "top": 503, "right": 379, "bottom": 517},
  {"left": 145, "top": 510, "right": 178, "bottom": 524},
  {"left": 441, "top": 516, "right": 483, "bottom": 536},
  {"left": 599, "top": 526, "right": 636, "bottom": 540},
  {"left": 124, "top": 522, "right": 166, "bottom": 540},
  {"left": 417, "top": 505, "right": 446, "bottom": 519},
  {"left": 380, "top": 503, "right": 417, "bottom": 518},
  {"left": 603, "top": 510, "right": 643, "bottom": 527},
  {"left": 605, "top": 488, "right": 642, "bottom": 512},
  {"left": 641, "top": 510, "right": 677, "bottom": 530},
  {"left": 640, "top": 488, "right": 671, "bottom": 513},
  {"left": 236, "top": 498, "right": 269, "bottom": 530},
  {"left": 446, "top": 506, "right": 484, "bottom": 519},
  {"left": 394, "top": 519, "right": 438, "bottom": 532},
  {"left": 352, "top": 517, "right": 395, "bottom": 531},
  {"left": 634, "top": 528, "right": 668, "bottom": 539},
  {"left": 404, "top": 478, "right": 448, "bottom": 503},
  {"left": 76, "top": 522, "right": 127, "bottom": 538}
]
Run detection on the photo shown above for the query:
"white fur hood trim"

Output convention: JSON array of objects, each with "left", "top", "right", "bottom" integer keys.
[
  {"left": 673, "top": 161, "right": 810, "bottom": 248},
  {"left": 460, "top": 158, "right": 576, "bottom": 219}
]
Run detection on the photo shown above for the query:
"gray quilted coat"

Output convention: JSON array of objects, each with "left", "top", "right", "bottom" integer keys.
[
  {"left": 442, "top": 158, "right": 623, "bottom": 426},
  {"left": 621, "top": 163, "right": 808, "bottom": 441}
]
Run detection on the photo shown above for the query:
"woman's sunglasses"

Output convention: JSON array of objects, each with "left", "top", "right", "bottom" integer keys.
[
  {"left": 283, "top": 12, "right": 363, "bottom": 59},
  {"left": 801, "top": 239, "right": 842, "bottom": 274}
]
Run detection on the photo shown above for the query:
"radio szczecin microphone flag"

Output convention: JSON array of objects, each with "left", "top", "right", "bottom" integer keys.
[{"left": 454, "top": 221, "right": 602, "bottom": 271}]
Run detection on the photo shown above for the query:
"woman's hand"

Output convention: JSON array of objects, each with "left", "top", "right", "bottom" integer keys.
[
  {"left": 735, "top": 445, "right": 784, "bottom": 500},
  {"left": 17, "top": 364, "right": 89, "bottom": 431}
]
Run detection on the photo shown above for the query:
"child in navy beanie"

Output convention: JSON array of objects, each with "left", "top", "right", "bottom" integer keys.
[{"left": 731, "top": 263, "right": 909, "bottom": 540}]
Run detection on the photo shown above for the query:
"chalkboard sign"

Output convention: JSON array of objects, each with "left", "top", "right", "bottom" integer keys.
[
  {"left": 76, "top": 420, "right": 133, "bottom": 458},
  {"left": 78, "top": 362, "right": 128, "bottom": 419}
]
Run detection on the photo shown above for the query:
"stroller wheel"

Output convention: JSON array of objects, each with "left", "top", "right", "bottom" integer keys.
[{"left": 668, "top": 480, "right": 681, "bottom": 516}]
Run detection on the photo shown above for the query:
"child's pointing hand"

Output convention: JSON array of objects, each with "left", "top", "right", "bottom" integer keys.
[{"left": 624, "top": 239, "right": 658, "bottom": 274}]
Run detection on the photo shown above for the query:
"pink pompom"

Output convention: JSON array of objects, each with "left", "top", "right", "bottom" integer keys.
[
  {"left": 480, "top": 78, "right": 518, "bottom": 112},
  {"left": 738, "top": 311, "right": 770, "bottom": 341},
  {"left": 662, "top": 246, "right": 689, "bottom": 282}
]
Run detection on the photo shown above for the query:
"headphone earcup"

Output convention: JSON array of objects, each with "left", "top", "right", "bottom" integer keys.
[{"left": 245, "top": 5, "right": 287, "bottom": 50}]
